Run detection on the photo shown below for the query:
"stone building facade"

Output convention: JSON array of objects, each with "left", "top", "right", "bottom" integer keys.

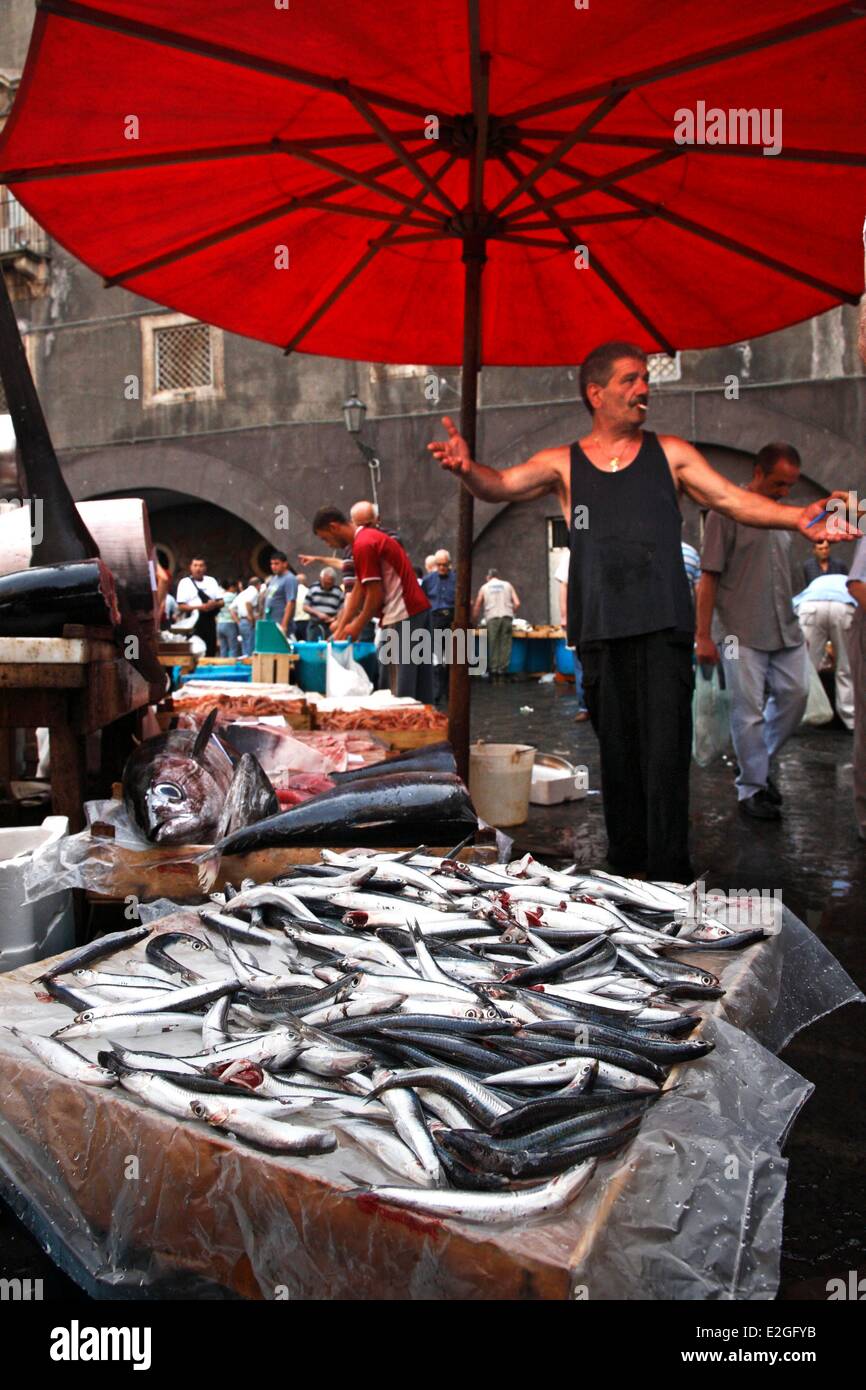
[{"left": 2, "top": 0, "right": 865, "bottom": 619}]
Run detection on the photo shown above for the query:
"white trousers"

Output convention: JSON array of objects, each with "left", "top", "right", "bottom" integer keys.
[
  {"left": 721, "top": 642, "right": 810, "bottom": 799},
  {"left": 797, "top": 600, "right": 855, "bottom": 730},
  {"left": 845, "top": 607, "right": 866, "bottom": 838}
]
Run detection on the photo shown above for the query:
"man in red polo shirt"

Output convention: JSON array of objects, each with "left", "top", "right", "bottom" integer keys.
[{"left": 313, "top": 506, "right": 434, "bottom": 702}]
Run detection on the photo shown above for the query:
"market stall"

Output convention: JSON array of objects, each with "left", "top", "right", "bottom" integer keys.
[
  {"left": 0, "top": 634, "right": 165, "bottom": 832},
  {"left": 0, "top": 862, "right": 859, "bottom": 1301}
]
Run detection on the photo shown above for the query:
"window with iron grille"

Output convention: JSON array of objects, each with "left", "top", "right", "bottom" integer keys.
[
  {"left": 141, "top": 313, "right": 224, "bottom": 405},
  {"left": 647, "top": 351, "right": 681, "bottom": 385}
]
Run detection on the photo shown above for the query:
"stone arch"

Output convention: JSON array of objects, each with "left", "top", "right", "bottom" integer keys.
[{"left": 59, "top": 442, "right": 284, "bottom": 543}]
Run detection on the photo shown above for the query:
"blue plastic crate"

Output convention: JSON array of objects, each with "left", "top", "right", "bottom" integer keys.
[
  {"left": 554, "top": 638, "right": 576, "bottom": 676},
  {"left": 294, "top": 640, "right": 377, "bottom": 694},
  {"left": 181, "top": 665, "right": 252, "bottom": 683},
  {"left": 507, "top": 636, "right": 528, "bottom": 674}
]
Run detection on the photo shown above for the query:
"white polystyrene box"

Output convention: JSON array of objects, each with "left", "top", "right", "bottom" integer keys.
[
  {"left": 529, "top": 756, "right": 588, "bottom": 805},
  {"left": 0, "top": 816, "right": 75, "bottom": 973}
]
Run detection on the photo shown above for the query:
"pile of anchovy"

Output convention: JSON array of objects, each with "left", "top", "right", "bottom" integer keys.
[{"left": 14, "top": 850, "right": 766, "bottom": 1225}]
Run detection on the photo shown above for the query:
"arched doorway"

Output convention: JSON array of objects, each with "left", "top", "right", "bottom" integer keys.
[{"left": 88, "top": 486, "right": 276, "bottom": 587}]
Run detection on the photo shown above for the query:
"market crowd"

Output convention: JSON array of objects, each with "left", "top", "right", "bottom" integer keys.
[
  {"left": 157, "top": 504, "right": 526, "bottom": 708},
  {"left": 155, "top": 230, "right": 866, "bottom": 873}
]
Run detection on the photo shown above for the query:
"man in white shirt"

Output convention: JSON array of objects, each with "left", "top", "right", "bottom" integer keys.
[
  {"left": 176, "top": 557, "right": 223, "bottom": 656},
  {"left": 473, "top": 569, "right": 520, "bottom": 681},
  {"left": 233, "top": 576, "right": 262, "bottom": 656},
  {"left": 794, "top": 572, "right": 857, "bottom": 730}
]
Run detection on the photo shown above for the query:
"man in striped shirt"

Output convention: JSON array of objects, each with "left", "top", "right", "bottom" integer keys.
[{"left": 305, "top": 567, "right": 344, "bottom": 641}]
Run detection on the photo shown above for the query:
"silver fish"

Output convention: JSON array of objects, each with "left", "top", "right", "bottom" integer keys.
[
  {"left": 190, "top": 1094, "right": 337, "bottom": 1154},
  {"left": 8, "top": 1027, "right": 117, "bottom": 1086},
  {"left": 361, "top": 1160, "right": 596, "bottom": 1223},
  {"left": 55, "top": 1012, "right": 207, "bottom": 1040},
  {"left": 371, "top": 1067, "right": 442, "bottom": 1185}
]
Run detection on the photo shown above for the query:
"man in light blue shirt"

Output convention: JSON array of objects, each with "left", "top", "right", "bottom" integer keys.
[
  {"left": 263, "top": 551, "right": 298, "bottom": 638},
  {"left": 794, "top": 572, "right": 857, "bottom": 730}
]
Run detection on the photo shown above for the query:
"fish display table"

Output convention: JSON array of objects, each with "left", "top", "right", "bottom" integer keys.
[
  {"left": 0, "top": 633, "right": 165, "bottom": 832},
  {"left": 0, "top": 901, "right": 858, "bottom": 1301}
]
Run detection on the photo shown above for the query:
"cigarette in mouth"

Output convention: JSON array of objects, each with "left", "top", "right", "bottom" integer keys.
[{"left": 637, "top": 403, "right": 647, "bottom": 411}]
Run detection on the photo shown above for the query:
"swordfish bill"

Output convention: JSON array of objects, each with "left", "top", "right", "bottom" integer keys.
[{"left": 0, "top": 269, "right": 99, "bottom": 565}]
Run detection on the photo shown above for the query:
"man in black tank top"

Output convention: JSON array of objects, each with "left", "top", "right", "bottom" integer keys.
[{"left": 429, "top": 342, "right": 856, "bottom": 883}]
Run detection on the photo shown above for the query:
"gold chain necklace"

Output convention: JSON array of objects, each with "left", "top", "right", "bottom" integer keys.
[{"left": 591, "top": 436, "right": 634, "bottom": 472}]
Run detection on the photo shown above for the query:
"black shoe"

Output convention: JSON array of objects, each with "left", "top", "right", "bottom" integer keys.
[
  {"left": 765, "top": 777, "right": 782, "bottom": 806},
  {"left": 739, "top": 789, "right": 781, "bottom": 821}
]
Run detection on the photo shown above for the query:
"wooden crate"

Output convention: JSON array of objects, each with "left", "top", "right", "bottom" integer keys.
[
  {"left": 197, "top": 656, "right": 252, "bottom": 667},
  {"left": 375, "top": 728, "right": 450, "bottom": 750},
  {"left": 252, "top": 652, "right": 296, "bottom": 684}
]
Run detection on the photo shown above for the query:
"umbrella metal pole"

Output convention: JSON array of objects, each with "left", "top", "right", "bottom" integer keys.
[{"left": 449, "top": 236, "right": 486, "bottom": 783}]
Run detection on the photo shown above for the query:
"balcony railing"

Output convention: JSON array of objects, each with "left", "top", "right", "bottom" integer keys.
[{"left": 0, "top": 191, "right": 50, "bottom": 258}]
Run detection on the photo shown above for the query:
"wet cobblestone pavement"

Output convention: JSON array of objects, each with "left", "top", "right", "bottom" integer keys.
[
  {"left": 473, "top": 676, "right": 866, "bottom": 1300},
  {"left": 1, "top": 676, "right": 862, "bottom": 1299}
]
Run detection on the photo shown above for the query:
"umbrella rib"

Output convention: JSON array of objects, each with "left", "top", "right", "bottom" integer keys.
[
  {"left": 282, "top": 153, "right": 460, "bottom": 354},
  {"left": 1, "top": 137, "right": 448, "bottom": 222},
  {"left": 503, "top": 211, "right": 648, "bottom": 231},
  {"left": 382, "top": 232, "right": 454, "bottom": 246},
  {"left": 2, "top": 141, "right": 294, "bottom": 184},
  {"left": 472, "top": 55, "right": 491, "bottom": 214},
  {"left": 493, "top": 90, "right": 628, "bottom": 216},
  {"left": 466, "top": 0, "right": 490, "bottom": 214},
  {"left": 102, "top": 152, "right": 447, "bottom": 287},
  {"left": 503, "top": 150, "right": 683, "bottom": 225},
  {"left": 525, "top": 145, "right": 861, "bottom": 304},
  {"left": 38, "top": 0, "right": 435, "bottom": 119},
  {"left": 505, "top": 3, "right": 866, "bottom": 122},
  {"left": 104, "top": 200, "right": 443, "bottom": 289},
  {"left": 345, "top": 90, "right": 460, "bottom": 217},
  {"left": 511, "top": 130, "right": 866, "bottom": 168},
  {"left": 497, "top": 150, "right": 676, "bottom": 353}
]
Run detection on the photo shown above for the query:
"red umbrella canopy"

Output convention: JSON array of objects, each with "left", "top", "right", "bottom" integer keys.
[{"left": 2, "top": 0, "right": 866, "bottom": 364}]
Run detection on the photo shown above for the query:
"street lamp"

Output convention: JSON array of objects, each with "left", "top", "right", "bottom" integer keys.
[
  {"left": 342, "top": 394, "right": 366, "bottom": 435},
  {"left": 342, "top": 393, "right": 381, "bottom": 510}
]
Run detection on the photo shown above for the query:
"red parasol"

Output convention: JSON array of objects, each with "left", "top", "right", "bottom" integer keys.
[{"left": 3, "top": 0, "right": 866, "bottom": 771}]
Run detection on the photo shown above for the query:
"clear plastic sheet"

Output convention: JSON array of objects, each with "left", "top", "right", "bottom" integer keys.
[
  {"left": 710, "top": 905, "right": 864, "bottom": 1055},
  {"left": 22, "top": 801, "right": 195, "bottom": 903},
  {"left": 0, "top": 895, "right": 861, "bottom": 1301}
]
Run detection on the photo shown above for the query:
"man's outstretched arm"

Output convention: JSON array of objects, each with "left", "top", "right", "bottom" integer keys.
[
  {"left": 428, "top": 416, "right": 567, "bottom": 506},
  {"left": 662, "top": 435, "right": 860, "bottom": 544}
]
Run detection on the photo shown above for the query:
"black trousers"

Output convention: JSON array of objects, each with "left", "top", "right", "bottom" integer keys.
[
  {"left": 431, "top": 608, "right": 453, "bottom": 704},
  {"left": 197, "top": 611, "right": 217, "bottom": 657},
  {"left": 579, "top": 629, "right": 694, "bottom": 883}
]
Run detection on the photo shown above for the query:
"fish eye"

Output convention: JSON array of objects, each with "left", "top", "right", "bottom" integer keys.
[
  {"left": 154, "top": 782, "right": 184, "bottom": 802},
  {"left": 80, "top": 1011, "right": 93, "bottom": 1022}
]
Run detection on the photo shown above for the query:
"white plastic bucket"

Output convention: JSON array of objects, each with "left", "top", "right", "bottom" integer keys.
[
  {"left": 469, "top": 743, "right": 536, "bottom": 827},
  {"left": 0, "top": 816, "right": 75, "bottom": 973}
]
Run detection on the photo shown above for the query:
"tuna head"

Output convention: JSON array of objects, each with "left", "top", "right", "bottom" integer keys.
[
  {"left": 141, "top": 750, "right": 228, "bottom": 844},
  {"left": 122, "top": 711, "right": 234, "bottom": 846}
]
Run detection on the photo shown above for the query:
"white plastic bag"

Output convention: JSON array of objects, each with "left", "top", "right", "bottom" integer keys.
[
  {"left": 326, "top": 643, "right": 373, "bottom": 698},
  {"left": 801, "top": 659, "right": 834, "bottom": 726},
  {"left": 692, "top": 662, "right": 732, "bottom": 767}
]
